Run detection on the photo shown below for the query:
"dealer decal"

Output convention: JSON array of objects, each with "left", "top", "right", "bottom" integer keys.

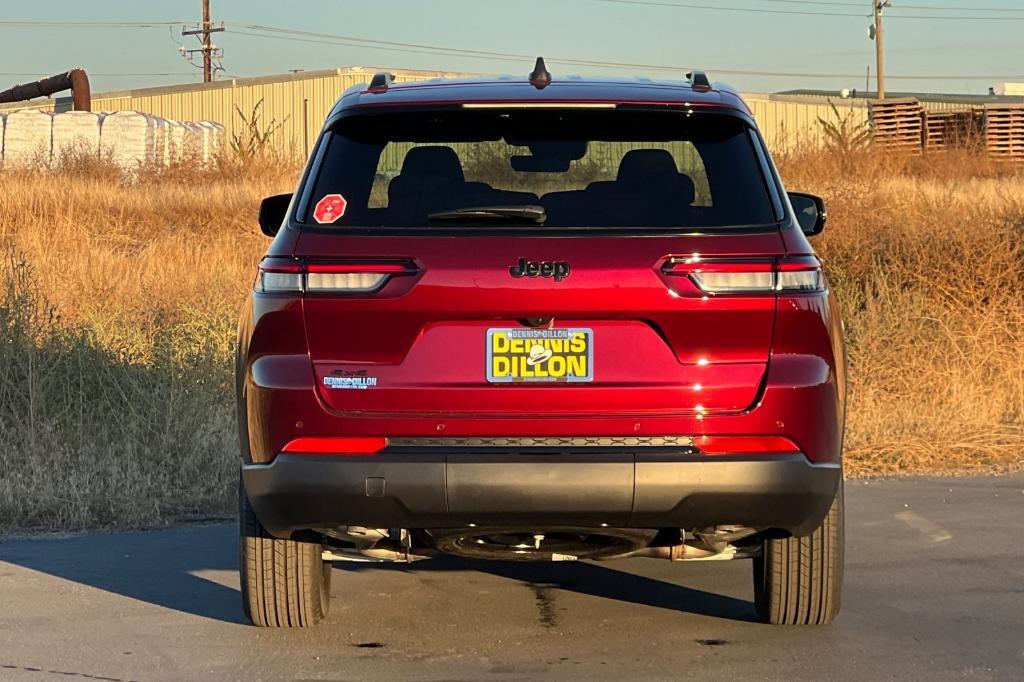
[
  {"left": 486, "top": 328, "right": 593, "bottom": 383},
  {"left": 324, "top": 375, "right": 378, "bottom": 390},
  {"left": 313, "top": 194, "right": 347, "bottom": 224}
]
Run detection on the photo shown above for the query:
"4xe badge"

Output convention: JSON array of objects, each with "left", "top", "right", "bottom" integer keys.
[{"left": 313, "top": 194, "right": 347, "bottom": 224}]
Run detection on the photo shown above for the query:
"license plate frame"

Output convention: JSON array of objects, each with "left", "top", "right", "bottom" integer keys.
[{"left": 486, "top": 327, "right": 594, "bottom": 383}]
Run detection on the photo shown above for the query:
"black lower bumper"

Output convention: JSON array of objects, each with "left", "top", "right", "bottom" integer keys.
[{"left": 242, "top": 451, "right": 840, "bottom": 539}]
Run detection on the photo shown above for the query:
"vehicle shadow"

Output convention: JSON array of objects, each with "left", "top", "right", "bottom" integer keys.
[
  {"left": 338, "top": 555, "right": 758, "bottom": 623},
  {"left": 1, "top": 523, "right": 756, "bottom": 625},
  {"left": 0, "top": 523, "right": 245, "bottom": 625}
]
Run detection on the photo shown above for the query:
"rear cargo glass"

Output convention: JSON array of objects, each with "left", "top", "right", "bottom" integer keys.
[{"left": 305, "top": 109, "right": 776, "bottom": 230}]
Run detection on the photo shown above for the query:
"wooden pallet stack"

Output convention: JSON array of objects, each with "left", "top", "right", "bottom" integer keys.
[
  {"left": 868, "top": 98, "right": 924, "bottom": 153},
  {"left": 922, "top": 111, "right": 953, "bottom": 152},
  {"left": 982, "top": 104, "right": 1024, "bottom": 161},
  {"left": 922, "top": 109, "right": 985, "bottom": 153}
]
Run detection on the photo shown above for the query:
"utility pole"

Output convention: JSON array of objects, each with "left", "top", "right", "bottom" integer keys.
[
  {"left": 181, "top": 0, "right": 224, "bottom": 82},
  {"left": 201, "top": 0, "right": 213, "bottom": 83},
  {"left": 870, "top": 1, "right": 891, "bottom": 99}
]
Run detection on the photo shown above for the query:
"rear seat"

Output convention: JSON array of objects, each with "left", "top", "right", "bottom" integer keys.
[
  {"left": 387, "top": 146, "right": 538, "bottom": 224},
  {"left": 386, "top": 146, "right": 695, "bottom": 227},
  {"left": 542, "top": 149, "right": 696, "bottom": 227},
  {"left": 609, "top": 149, "right": 695, "bottom": 226}
]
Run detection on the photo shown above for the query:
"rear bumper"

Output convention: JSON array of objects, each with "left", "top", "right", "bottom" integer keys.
[{"left": 242, "top": 449, "right": 841, "bottom": 539}]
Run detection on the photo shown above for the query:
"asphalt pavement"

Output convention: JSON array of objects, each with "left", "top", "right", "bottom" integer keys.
[{"left": 1, "top": 475, "right": 1022, "bottom": 681}]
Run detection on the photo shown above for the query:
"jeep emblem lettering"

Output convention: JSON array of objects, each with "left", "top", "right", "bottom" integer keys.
[{"left": 509, "top": 258, "right": 571, "bottom": 282}]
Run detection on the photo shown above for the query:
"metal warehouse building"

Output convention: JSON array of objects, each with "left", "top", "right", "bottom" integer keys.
[{"left": 1, "top": 66, "right": 872, "bottom": 154}]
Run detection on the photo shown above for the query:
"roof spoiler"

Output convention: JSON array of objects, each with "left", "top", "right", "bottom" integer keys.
[{"left": 686, "top": 70, "right": 712, "bottom": 93}]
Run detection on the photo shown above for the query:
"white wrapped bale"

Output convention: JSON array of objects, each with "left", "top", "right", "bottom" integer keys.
[
  {"left": 196, "top": 120, "right": 226, "bottom": 164},
  {"left": 100, "top": 111, "right": 158, "bottom": 170},
  {"left": 196, "top": 121, "right": 215, "bottom": 163},
  {"left": 162, "top": 119, "right": 186, "bottom": 165},
  {"left": 181, "top": 121, "right": 204, "bottom": 162},
  {"left": 52, "top": 111, "right": 103, "bottom": 158},
  {"left": 207, "top": 121, "right": 225, "bottom": 156},
  {"left": 151, "top": 117, "right": 167, "bottom": 166},
  {"left": 3, "top": 109, "right": 53, "bottom": 168}
]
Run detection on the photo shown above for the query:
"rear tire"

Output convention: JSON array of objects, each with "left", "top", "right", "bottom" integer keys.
[
  {"left": 239, "top": 477, "right": 331, "bottom": 627},
  {"left": 753, "top": 482, "right": 843, "bottom": 625}
]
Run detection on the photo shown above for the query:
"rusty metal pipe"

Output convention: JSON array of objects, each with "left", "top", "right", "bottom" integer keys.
[
  {"left": 68, "top": 68, "right": 91, "bottom": 111},
  {"left": 0, "top": 67, "right": 91, "bottom": 111}
]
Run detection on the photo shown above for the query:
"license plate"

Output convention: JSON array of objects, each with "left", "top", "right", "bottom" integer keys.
[{"left": 486, "top": 328, "right": 593, "bottom": 383}]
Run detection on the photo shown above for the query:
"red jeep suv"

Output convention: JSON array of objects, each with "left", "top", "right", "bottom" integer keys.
[{"left": 237, "top": 62, "right": 845, "bottom": 628}]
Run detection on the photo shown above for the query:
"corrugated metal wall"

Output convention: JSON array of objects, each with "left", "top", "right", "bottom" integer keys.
[
  {"left": 0, "top": 67, "right": 473, "bottom": 156},
  {"left": 1, "top": 67, "right": 935, "bottom": 154},
  {"left": 746, "top": 97, "right": 868, "bottom": 150}
]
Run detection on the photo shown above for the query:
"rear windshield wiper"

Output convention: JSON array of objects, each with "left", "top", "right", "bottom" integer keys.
[{"left": 427, "top": 205, "right": 547, "bottom": 224}]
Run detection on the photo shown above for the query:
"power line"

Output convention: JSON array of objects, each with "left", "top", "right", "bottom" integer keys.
[
  {"left": 1, "top": 3, "right": 1023, "bottom": 29},
  {"left": 3, "top": 13, "right": 1023, "bottom": 83},
  {"left": 226, "top": 24, "right": 1024, "bottom": 81},
  {"left": 232, "top": 24, "right": 539, "bottom": 61},
  {"left": 594, "top": 0, "right": 866, "bottom": 17},
  {"left": 756, "top": 0, "right": 1024, "bottom": 10},
  {"left": 756, "top": 0, "right": 874, "bottom": 6},
  {"left": 227, "top": 28, "right": 535, "bottom": 65},
  {"left": 0, "top": 20, "right": 186, "bottom": 28},
  {"left": 872, "top": 2, "right": 1024, "bottom": 11},
  {"left": 594, "top": 0, "right": 1024, "bottom": 19}
]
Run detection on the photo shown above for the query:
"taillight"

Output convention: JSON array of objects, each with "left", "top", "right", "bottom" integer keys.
[
  {"left": 662, "top": 256, "right": 824, "bottom": 294},
  {"left": 256, "top": 259, "right": 303, "bottom": 293},
  {"left": 306, "top": 262, "right": 413, "bottom": 293},
  {"left": 256, "top": 258, "right": 417, "bottom": 294},
  {"left": 281, "top": 436, "right": 389, "bottom": 455},
  {"left": 694, "top": 435, "right": 801, "bottom": 455},
  {"left": 776, "top": 258, "right": 826, "bottom": 292}
]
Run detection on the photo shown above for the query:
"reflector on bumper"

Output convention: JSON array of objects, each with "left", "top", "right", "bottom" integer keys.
[
  {"left": 693, "top": 435, "right": 800, "bottom": 454},
  {"left": 281, "top": 436, "right": 389, "bottom": 455}
]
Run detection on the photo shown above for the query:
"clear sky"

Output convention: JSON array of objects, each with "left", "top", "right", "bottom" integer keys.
[{"left": 2, "top": 0, "right": 1023, "bottom": 96}]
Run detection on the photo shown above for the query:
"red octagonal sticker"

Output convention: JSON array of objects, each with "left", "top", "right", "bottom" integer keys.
[{"left": 313, "top": 194, "right": 347, "bottom": 224}]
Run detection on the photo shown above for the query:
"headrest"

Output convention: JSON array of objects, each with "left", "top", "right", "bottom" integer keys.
[
  {"left": 399, "top": 146, "right": 465, "bottom": 182},
  {"left": 616, "top": 149, "right": 680, "bottom": 184}
]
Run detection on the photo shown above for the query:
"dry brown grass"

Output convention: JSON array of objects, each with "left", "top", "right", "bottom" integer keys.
[
  {"left": 1, "top": 146, "right": 1022, "bottom": 532},
  {"left": 777, "top": 148, "right": 1024, "bottom": 476},
  {"left": 0, "top": 154, "right": 296, "bottom": 531}
]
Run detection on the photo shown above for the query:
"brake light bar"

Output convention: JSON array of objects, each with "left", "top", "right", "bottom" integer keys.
[
  {"left": 662, "top": 256, "right": 824, "bottom": 294},
  {"left": 256, "top": 258, "right": 417, "bottom": 294},
  {"left": 694, "top": 435, "right": 801, "bottom": 455},
  {"left": 462, "top": 102, "right": 617, "bottom": 109},
  {"left": 281, "top": 436, "right": 389, "bottom": 455}
]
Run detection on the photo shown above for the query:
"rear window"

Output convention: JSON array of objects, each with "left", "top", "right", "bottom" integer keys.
[{"left": 305, "top": 108, "right": 777, "bottom": 230}]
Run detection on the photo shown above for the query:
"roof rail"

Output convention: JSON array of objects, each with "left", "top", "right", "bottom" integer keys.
[
  {"left": 368, "top": 72, "right": 395, "bottom": 92},
  {"left": 686, "top": 70, "right": 712, "bottom": 93}
]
